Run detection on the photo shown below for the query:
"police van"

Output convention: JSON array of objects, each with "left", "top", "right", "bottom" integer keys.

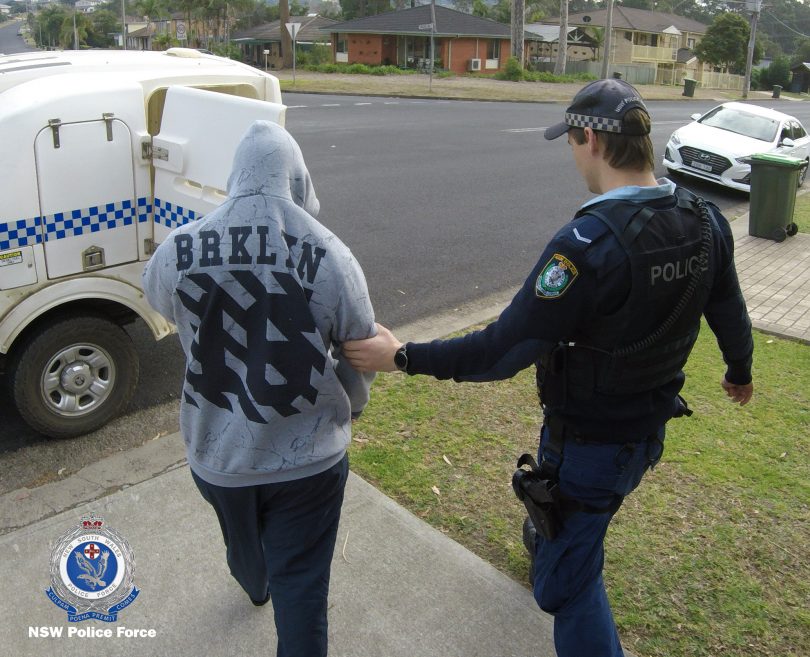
[{"left": 0, "top": 48, "right": 286, "bottom": 438}]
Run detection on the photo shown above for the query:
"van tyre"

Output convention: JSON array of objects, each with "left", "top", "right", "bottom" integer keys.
[
  {"left": 799, "top": 161, "right": 808, "bottom": 187},
  {"left": 9, "top": 316, "right": 139, "bottom": 439}
]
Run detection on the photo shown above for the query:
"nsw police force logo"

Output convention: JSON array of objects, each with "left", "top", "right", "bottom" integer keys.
[{"left": 46, "top": 513, "right": 139, "bottom": 623}]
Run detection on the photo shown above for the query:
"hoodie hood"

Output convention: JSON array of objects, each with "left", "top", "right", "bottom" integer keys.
[{"left": 226, "top": 120, "right": 320, "bottom": 217}]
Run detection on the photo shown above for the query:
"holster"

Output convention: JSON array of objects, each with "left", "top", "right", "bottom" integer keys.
[{"left": 511, "top": 454, "right": 563, "bottom": 541}]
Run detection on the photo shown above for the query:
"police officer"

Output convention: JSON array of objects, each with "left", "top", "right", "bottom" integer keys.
[{"left": 343, "top": 78, "right": 753, "bottom": 657}]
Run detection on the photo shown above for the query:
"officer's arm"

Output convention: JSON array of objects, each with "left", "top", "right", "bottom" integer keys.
[
  {"left": 703, "top": 210, "right": 754, "bottom": 388},
  {"left": 404, "top": 240, "right": 595, "bottom": 382}
]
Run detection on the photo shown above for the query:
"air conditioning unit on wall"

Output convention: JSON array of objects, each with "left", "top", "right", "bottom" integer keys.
[{"left": 468, "top": 58, "right": 481, "bottom": 72}]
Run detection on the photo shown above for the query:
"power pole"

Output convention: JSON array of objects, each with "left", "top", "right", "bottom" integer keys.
[
  {"left": 742, "top": 0, "right": 761, "bottom": 99},
  {"left": 600, "top": 0, "right": 614, "bottom": 79}
]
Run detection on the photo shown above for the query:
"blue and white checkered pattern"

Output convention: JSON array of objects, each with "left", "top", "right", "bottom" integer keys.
[
  {"left": 154, "top": 197, "right": 199, "bottom": 229},
  {"left": 566, "top": 112, "right": 624, "bottom": 134},
  {"left": 0, "top": 216, "right": 42, "bottom": 251},
  {"left": 44, "top": 199, "right": 137, "bottom": 241},
  {"left": 0, "top": 198, "right": 151, "bottom": 252}
]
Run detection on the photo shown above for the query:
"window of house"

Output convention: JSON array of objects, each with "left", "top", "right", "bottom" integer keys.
[
  {"left": 337, "top": 35, "right": 348, "bottom": 53},
  {"left": 687, "top": 37, "right": 695, "bottom": 49},
  {"left": 487, "top": 39, "right": 500, "bottom": 60}
]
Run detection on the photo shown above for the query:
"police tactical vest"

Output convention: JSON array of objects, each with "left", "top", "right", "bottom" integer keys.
[{"left": 539, "top": 189, "right": 713, "bottom": 411}]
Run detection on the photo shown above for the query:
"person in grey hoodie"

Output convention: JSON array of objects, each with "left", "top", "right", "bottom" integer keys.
[{"left": 143, "top": 120, "right": 375, "bottom": 657}]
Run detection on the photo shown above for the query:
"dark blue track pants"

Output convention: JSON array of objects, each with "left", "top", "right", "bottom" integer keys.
[
  {"left": 532, "top": 426, "right": 665, "bottom": 657},
  {"left": 192, "top": 454, "right": 349, "bottom": 657}
]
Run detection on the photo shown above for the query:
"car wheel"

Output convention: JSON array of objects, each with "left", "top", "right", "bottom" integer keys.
[
  {"left": 8, "top": 315, "right": 139, "bottom": 439},
  {"left": 799, "top": 161, "right": 808, "bottom": 187}
]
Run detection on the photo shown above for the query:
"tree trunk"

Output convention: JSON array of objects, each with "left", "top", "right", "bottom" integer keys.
[
  {"left": 511, "top": 0, "right": 524, "bottom": 64},
  {"left": 280, "top": 0, "right": 292, "bottom": 68},
  {"left": 600, "top": 0, "right": 614, "bottom": 79},
  {"left": 554, "top": 0, "right": 567, "bottom": 76}
]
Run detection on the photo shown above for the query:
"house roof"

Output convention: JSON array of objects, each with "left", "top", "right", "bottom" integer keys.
[
  {"left": 676, "top": 47, "right": 696, "bottom": 64},
  {"left": 233, "top": 15, "right": 337, "bottom": 43},
  {"left": 548, "top": 7, "right": 708, "bottom": 35},
  {"left": 524, "top": 24, "right": 578, "bottom": 42},
  {"left": 322, "top": 5, "right": 543, "bottom": 40}
]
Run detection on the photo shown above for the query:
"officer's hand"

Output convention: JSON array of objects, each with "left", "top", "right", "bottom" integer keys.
[
  {"left": 721, "top": 378, "right": 753, "bottom": 406},
  {"left": 343, "top": 323, "right": 402, "bottom": 373}
]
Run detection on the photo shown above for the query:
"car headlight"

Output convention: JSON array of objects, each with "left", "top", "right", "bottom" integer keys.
[
  {"left": 669, "top": 132, "right": 681, "bottom": 146},
  {"left": 735, "top": 156, "right": 751, "bottom": 164}
]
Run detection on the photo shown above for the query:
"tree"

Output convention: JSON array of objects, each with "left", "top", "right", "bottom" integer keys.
[
  {"left": 36, "top": 4, "right": 70, "bottom": 48},
  {"left": 88, "top": 9, "right": 120, "bottom": 47},
  {"left": 792, "top": 37, "right": 810, "bottom": 67},
  {"left": 694, "top": 13, "right": 761, "bottom": 74},
  {"left": 471, "top": 0, "right": 489, "bottom": 18},
  {"left": 280, "top": 0, "right": 291, "bottom": 67},
  {"left": 759, "top": 54, "right": 791, "bottom": 89},
  {"left": 135, "top": 0, "right": 166, "bottom": 21},
  {"left": 554, "top": 0, "right": 567, "bottom": 76}
]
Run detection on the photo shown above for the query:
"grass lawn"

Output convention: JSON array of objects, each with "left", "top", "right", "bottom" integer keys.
[{"left": 350, "top": 324, "right": 809, "bottom": 657}]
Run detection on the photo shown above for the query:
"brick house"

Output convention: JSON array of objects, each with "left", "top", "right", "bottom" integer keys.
[{"left": 321, "top": 5, "right": 544, "bottom": 74}]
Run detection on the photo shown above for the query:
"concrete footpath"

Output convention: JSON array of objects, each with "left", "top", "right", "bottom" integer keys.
[{"left": 1, "top": 214, "right": 808, "bottom": 657}]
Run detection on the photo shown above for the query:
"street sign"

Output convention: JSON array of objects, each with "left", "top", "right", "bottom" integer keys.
[
  {"left": 175, "top": 21, "right": 186, "bottom": 41},
  {"left": 286, "top": 22, "right": 301, "bottom": 40},
  {"left": 418, "top": 23, "right": 434, "bottom": 30}
]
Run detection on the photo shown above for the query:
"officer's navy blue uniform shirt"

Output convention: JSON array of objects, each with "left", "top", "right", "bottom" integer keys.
[{"left": 405, "top": 179, "right": 753, "bottom": 440}]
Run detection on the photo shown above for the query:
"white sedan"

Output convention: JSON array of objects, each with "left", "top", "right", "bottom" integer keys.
[{"left": 663, "top": 102, "right": 810, "bottom": 193}]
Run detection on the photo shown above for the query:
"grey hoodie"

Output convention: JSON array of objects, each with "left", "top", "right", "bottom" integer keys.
[{"left": 143, "top": 121, "right": 375, "bottom": 487}]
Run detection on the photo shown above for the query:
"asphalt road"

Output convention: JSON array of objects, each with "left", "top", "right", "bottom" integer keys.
[
  {"left": 0, "top": 19, "right": 35, "bottom": 54},
  {"left": 4, "top": 89, "right": 807, "bottom": 489}
]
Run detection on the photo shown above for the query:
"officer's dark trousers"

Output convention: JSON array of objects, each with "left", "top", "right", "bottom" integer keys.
[
  {"left": 191, "top": 454, "right": 349, "bottom": 657},
  {"left": 532, "top": 426, "right": 665, "bottom": 657}
]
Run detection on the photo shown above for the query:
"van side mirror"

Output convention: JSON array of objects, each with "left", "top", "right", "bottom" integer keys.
[{"left": 690, "top": 113, "right": 701, "bottom": 121}]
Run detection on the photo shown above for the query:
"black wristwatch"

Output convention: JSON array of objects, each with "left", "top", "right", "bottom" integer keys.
[{"left": 394, "top": 345, "right": 408, "bottom": 372}]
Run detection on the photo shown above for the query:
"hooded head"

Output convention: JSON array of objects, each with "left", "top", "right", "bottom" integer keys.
[{"left": 227, "top": 120, "right": 320, "bottom": 218}]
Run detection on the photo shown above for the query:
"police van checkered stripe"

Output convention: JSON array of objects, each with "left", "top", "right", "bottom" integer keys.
[
  {"left": 154, "top": 197, "right": 199, "bottom": 229},
  {"left": 0, "top": 197, "right": 151, "bottom": 251},
  {"left": 0, "top": 216, "right": 41, "bottom": 251},
  {"left": 565, "top": 112, "right": 623, "bottom": 133}
]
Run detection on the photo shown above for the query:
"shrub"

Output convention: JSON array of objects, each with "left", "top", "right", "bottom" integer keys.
[{"left": 500, "top": 56, "right": 525, "bottom": 81}]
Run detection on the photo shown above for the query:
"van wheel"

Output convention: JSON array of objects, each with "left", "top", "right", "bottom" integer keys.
[
  {"left": 9, "top": 316, "right": 139, "bottom": 439},
  {"left": 798, "top": 161, "right": 808, "bottom": 187}
]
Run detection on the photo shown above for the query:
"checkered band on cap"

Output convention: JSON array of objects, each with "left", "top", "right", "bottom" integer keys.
[{"left": 566, "top": 112, "right": 624, "bottom": 134}]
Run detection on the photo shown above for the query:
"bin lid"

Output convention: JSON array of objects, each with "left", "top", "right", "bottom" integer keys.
[{"left": 749, "top": 152, "right": 805, "bottom": 168}]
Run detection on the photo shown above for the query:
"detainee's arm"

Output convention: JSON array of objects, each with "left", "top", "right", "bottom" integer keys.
[
  {"left": 332, "top": 253, "right": 377, "bottom": 417},
  {"left": 142, "top": 237, "right": 180, "bottom": 323}
]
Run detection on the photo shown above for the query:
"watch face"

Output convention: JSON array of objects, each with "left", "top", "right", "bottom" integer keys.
[{"left": 394, "top": 347, "right": 407, "bottom": 370}]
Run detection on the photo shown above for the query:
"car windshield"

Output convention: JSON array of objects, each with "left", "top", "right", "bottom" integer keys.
[{"left": 698, "top": 106, "right": 780, "bottom": 142}]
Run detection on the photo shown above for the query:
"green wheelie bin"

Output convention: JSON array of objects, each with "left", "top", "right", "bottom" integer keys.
[{"left": 748, "top": 153, "right": 803, "bottom": 242}]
